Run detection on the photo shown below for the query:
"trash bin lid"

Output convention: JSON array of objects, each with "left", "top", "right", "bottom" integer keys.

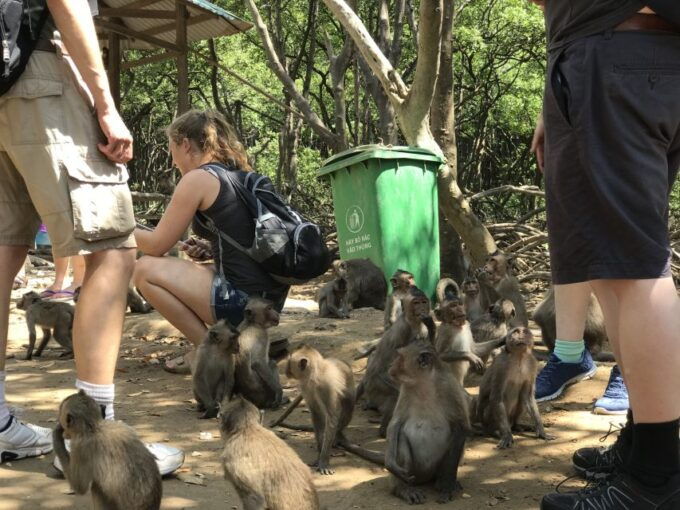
[{"left": 317, "top": 144, "right": 444, "bottom": 177}]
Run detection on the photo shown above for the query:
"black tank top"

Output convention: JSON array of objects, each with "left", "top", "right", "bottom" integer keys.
[{"left": 192, "top": 164, "right": 288, "bottom": 296}]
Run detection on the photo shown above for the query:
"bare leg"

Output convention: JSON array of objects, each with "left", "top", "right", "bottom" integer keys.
[
  {"left": 64, "top": 255, "right": 85, "bottom": 291},
  {"left": 46, "top": 255, "right": 69, "bottom": 292},
  {"left": 590, "top": 278, "right": 680, "bottom": 423},
  {"left": 74, "top": 249, "right": 135, "bottom": 384},
  {"left": 0, "top": 245, "right": 30, "bottom": 371},
  {"left": 554, "top": 282, "right": 591, "bottom": 341},
  {"left": 133, "top": 256, "right": 215, "bottom": 347}
]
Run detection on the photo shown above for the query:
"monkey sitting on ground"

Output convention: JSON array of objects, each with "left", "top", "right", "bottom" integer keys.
[
  {"left": 434, "top": 298, "right": 509, "bottom": 386},
  {"left": 476, "top": 253, "right": 528, "bottom": 327},
  {"left": 192, "top": 320, "right": 240, "bottom": 419},
  {"left": 16, "top": 291, "right": 74, "bottom": 360},
  {"left": 532, "top": 287, "right": 614, "bottom": 361},
  {"left": 219, "top": 395, "right": 320, "bottom": 510},
  {"left": 471, "top": 298, "right": 516, "bottom": 363},
  {"left": 385, "top": 342, "right": 470, "bottom": 504},
  {"left": 358, "top": 287, "right": 435, "bottom": 436},
  {"left": 473, "top": 327, "right": 555, "bottom": 448},
  {"left": 435, "top": 277, "right": 460, "bottom": 304},
  {"left": 384, "top": 269, "right": 415, "bottom": 329},
  {"left": 272, "top": 344, "right": 383, "bottom": 474},
  {"left": 332, "top": 258, "right": 387, "bottom": 310},
  {"left": 53, "top": 391, "right": 162, "bottom": 510},
  {"left": 233, "top": 298, "right": 284, "bottom": 409},
  {"left": 462, "top": 275, "right": 484, "bottom": 322},
  {"left": 317, "top": 277, "right": 350, "bottom": 319}
]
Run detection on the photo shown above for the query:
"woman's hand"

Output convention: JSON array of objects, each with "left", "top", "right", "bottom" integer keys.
[{"left": 180, "top": 237, "right": 213, "bottom": 261}]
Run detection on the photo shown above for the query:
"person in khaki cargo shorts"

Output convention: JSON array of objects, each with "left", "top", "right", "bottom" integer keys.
[{"left": 0, "top": 0, "right": 183, "bottom": 475}]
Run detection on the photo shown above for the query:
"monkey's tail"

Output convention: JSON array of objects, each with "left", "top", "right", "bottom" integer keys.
[
  {"left": 436, "top": 277, "right": 460, "bottom": 304},
  {"left": 337, "top": 436, "right": 384, "bottom": 467}
]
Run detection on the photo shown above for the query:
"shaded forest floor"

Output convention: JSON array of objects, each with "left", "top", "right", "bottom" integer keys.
[{"left": 0, "top": 267, "right": 624, "bottom": 510}]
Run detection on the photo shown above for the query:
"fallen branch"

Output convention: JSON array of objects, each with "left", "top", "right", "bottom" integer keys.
[{"left": 469, "top": 185, "right": 545, "bottom": 202}]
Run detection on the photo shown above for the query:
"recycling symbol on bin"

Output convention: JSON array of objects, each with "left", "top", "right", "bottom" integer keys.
[{"left": 346, "top": 205, "right": 364, "bottom": 234}]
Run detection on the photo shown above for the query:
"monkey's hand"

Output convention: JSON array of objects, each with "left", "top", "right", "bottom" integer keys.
[
  {"left": 496, "top": 434, "right": 514, "bottom": 449},
  {"left": 466, "top": 353, "right": 485, "bottom": 372},
  {"left": 53, "top": 425, "right": 69, "bottom": 459},
  {"left": 537, "top": 430, "right": 556, "bottom": 441}
]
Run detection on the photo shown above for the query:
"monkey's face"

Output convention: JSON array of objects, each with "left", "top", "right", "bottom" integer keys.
[
  {"left": 505, "top": 327, "right": 534, "bottom": 354},
  {"left": 17, "top": 291, "right": 41, "bottom": 310},
  {"left": 436, "top": 300, "right": 466, "bottom": 326},
  {"left": 462, "top": 280, "right": 479, "bottom": 297},
  {"left": 483, "top": 255, "right": 508, "bottom": 283},
  {"left": 391, "top": 271, "right": 415, "bottom": 292},
  {"left": 390, "top": 342, "right": 436, "bottom": 384},
  {"left": 406, "top": 295, "right": 431, "bottom": 321},
  {"left": 245, "top": 299, "right": 279, "bottom": 328},
  {"left": 332, "top": 260, "right": 348, "bottom": 279}
]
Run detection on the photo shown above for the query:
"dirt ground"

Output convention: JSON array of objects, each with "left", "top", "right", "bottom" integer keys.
[{"left": 0, "top": 265, "right": 625, "bottom": 510}]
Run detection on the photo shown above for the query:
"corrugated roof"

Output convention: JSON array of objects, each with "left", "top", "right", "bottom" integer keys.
[{"left": 96, "top": 0, "right": 252, "bottom": 50}]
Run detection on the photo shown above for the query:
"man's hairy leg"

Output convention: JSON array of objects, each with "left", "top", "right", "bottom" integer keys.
[
  {"left": 0, "top": 245, "right": 30, "bottom": 372},
  {"left": 74, "top": 248, "right": 135, "bottom": 384}
]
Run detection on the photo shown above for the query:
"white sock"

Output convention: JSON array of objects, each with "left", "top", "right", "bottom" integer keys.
[
  {"left": 0, "top": 371, "right": 10, "bottom": 430},
  {"left": 75, "top": 379, "right": 115, "bottom": 420}
]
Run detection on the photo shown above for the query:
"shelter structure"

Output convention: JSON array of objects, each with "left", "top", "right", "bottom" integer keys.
[{"left": 95, "top": 0, "right": 252, "bottom": 113}]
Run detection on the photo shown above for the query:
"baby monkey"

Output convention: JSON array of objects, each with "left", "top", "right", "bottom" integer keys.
[
  {"left": 53, "top": 391, "right": 162, "bottom": 510},
  {"left": 384, "top": 269, "right": 415, "bottom": 329},
  {"left": 317, "top": 277, "right": 350, "bottom": 319},
  {"left": 16, "top": 291, "right": 74, "bottom": 360},
  {"left": 219, "top": 395, "right": 320, "bottom": 510}
]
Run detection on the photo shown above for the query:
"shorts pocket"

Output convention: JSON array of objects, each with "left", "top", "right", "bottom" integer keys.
[
  {"left": 5, "top": 78, "right": 64, "bottom": 145},
  {"left": 61, "top": 157, "right": 135, "bottom": 242}
]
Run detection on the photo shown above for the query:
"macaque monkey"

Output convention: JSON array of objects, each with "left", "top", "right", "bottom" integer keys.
[
  {"left": 474, "top": 327, "right": 555, "bottom": 448},
  {"left": 435, "top": 277, "right": 460, "bottom": 304},
  {"left": 53, "top": 391, "right": 162, "bottom": 510},
  {"left": 332, "top": 258, "right": 387, "bottom": 310},
  {"left": 477, "top": 253, "right": 528, "bottom": 327},
  {"left": 384, "top": 269, "right": 416, "bottom": 329},
  {"left": 385, "top": 342, "right": 470, "bottom": 504},
  {"left": 317, "top": 277, "right": 350, "bottom": 319},
  {"left": 234, "top": 298, "right": 284, "bottom": 409},
  {"left": 219, "top": 395, "right": 320, "bottom": 510},
  {"left": 462, "top": 275, "right": 484, "bottom": 322},
  {"left": 471, "top": 298, "right": 516, "bottom": 363},
  {"left": 274, "top": 345, "right": 383, "bottom": 474},
  {"left": 192, "top": 320, "right": 240, "bottom": 419},
  {"left": 16, "top": 291, "right": 73, "bottom": 360}
]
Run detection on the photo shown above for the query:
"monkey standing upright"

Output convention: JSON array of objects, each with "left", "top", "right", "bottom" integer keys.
[
  {"left": 477, "top": 253, "right": 528, "bottom": 327},
  {"left": 317, "top": 277, "right": 350, "bottom": 319},
  {"left": 384, "top": 269, "right": 415, "bottom": 329},
  {"left": 474, "top": 327, "right": 555, "bottom": 448},
  {"left": 234, "top": 298, "right": 284, "bottom": 409},
  {"left": 278, "top": 344, "right": 383, "bottom": 474},
  {"left": 53, "top": 391, "right": 162, "bottom": 510},
  {"left": 462, "top": 275, "right": 484, "bottom": 322},
  {"left": 332, "top": 258, "right": 387, "bottom": 310},
  {"left": 385, "top": 342, "right": 470, "bottom": 505},
  {"left": 192, "top": 320, "right": 240, "bottom": 419},
  {"left": 359, "top": 287, "right": 435, "bottom": 436},
  {"left": 16, "top": 291, "right": 74, "bottom": 360},
  {"left": 219, "top": 395, "right": 320, "bottom": 510}
]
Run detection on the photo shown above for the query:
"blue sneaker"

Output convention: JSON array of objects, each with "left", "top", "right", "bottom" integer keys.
[
  {"left": 535, "top": 350, "right": 597, "bottom": 402},
  {"left": 593, "top": 365, "right": 629, "bottom": 415}
]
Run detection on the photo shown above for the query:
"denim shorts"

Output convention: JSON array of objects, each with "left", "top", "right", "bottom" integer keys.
[{"left": 210, "top": 275, "right": 289, "bottom": 327}]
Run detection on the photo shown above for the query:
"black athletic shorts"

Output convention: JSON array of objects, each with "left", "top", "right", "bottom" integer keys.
[{"left": 544, "top": 30, "right": 680, "bottom": 284}]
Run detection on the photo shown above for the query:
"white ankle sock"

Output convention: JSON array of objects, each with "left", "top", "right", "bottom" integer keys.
[
  {"left": 0, "top": 371, "right": 10, "bottom": 430},
  {"left": 75, "top": 379, "right": 115, "bottom": 420}
]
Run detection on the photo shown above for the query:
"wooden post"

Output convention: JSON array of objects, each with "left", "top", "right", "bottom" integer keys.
[
  {"left": 176, "top": 3, "right": 189, "bottom": 114},
  {"left": 107, "top": 31, "right": 121, "bottom": 107}
]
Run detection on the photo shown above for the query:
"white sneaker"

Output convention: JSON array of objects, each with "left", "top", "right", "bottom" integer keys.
[
  {"left": 53, "top": 439, "right": 184, "bottom": 477},
  {"left": 0, "top": 416, "right": 53, "bottom": 462}
]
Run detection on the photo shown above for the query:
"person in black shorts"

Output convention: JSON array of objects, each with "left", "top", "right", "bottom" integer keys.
[
  {"left": 533, "top": 1, "right": 680, "bottom": 509},
  {"left": 133, "top": 110, "right": 289, "bottom": 374}
]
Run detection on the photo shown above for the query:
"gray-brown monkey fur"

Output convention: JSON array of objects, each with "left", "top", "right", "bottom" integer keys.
[
  {"left": 435, "top": 277, "right": 460, "bottom": 304},
  {"left": 16, "top": 291, "right": 74, "bottom": 360},
  {"left": 462, "top": 276, "right": 484, "bottom": 322},
  {"left": 385, "top": 342, "right": 470, "bottom": 505},
  {"left": 477, "top": 253, "right": 528, "bottom": 327},
  {"left": 384, "top": 269, "right": 415, "bottom": 329},
  {"left": 474, "top": 327, "right": 554, "bottom": 449},
  {"left": 358, "top": 287, "right": 435, "bottom": 437},
  {"left": 332, "top": 258, "right": 387, "bottom": 310},
  {"left": 317, "top": 277, "right": 350, "bottom": 319},
  {"left": 192, "top": 320, "right": 240, "bottom": 419},
  {"left": 53, "top": 391, "right": 161, "bottom": 510},
  {"left": 434, "top": 298, "right": 508, "bottom": 386},
  {"left": 280, "top": 344, "right": 383, "bottom": 474},
  {"left": 470, "top": 298, "right": 516, "bottom": 363},
  {"left": 234, "top": 297, "right": 284, "bottom": 409},
  {"left": 219, "top": 395, "right": 320, "bottom": 510},
  {"left": 532, "top": 287, "right": 613, "bottom": 361}
]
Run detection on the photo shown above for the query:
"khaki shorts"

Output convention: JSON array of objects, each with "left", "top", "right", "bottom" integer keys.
[{"left": 0, "top": 50, "right": 136, "bottom": 257}]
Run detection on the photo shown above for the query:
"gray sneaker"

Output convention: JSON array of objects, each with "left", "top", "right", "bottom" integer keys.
[{"left": 0, "top": 416, "right": 53, "bottom": 462}]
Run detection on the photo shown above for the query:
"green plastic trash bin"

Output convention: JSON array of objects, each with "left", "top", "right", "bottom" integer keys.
[{"left": 318, "top": 145, "right": 443, "bottom": 299}]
